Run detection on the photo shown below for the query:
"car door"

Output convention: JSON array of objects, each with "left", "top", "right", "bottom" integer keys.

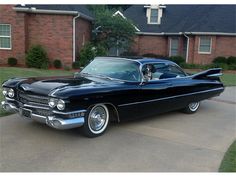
[{"left": 139, "top": 62, "right": 189, "bottom": 117}]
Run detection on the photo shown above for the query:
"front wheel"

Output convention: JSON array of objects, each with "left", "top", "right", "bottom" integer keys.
[
  {"left": 81, "top": 104, "right": 110, "bottom": 138},
  {"left": 182, "top": 102, "right": 200, "bottom": 114}
]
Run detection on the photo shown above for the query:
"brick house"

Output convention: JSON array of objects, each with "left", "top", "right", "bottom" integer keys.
[
  {"left": 0, "top": 4, "right": 93, "bottom": 66},
  {"left": 122, "top": 5, "right": 236, "bottom": 64}
]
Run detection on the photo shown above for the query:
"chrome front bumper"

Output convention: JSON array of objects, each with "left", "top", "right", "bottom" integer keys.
[{"left": 1, "top": 101, "right": 85, "bottom": 130}]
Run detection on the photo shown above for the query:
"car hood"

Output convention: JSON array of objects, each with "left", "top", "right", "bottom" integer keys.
[{"left": 14, "top": 75, "right": 123, "bottom": 98}]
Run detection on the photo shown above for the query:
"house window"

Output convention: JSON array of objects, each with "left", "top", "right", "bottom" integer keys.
[
  {"left": 150, "top": 9, "right": 158, "bottom": 23},
  {"left": 0, "top": 24, "right": 11, "bottom": 49},
  {"left": 169, "top": 38, "right": 179, "bottom": 56},
  {"left": 198, "top": 37, "right": 212, "bottom": 54}
]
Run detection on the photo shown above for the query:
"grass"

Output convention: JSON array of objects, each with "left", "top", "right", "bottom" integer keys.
[
  {"left": 0, "top": 67, "right": 74, "bottom": 117},
  {"left": 220, "top": 73, "right": 236, "bottom": 86},
  {"left": 219, "top": 140, "right": 236, "bottom": 172}
]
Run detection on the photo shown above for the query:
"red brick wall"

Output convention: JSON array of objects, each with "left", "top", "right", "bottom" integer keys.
[
  {"left": 0, "top": 5, "right": 26, "bottom": 65},
  {"left": 75, "top": 18, "right": 92, "bottom": 60},
  {"left": 26, "top": 13, "right": 74, "bottom": 66},
  {"left": 191, "top": 36, "right": 236, "bottom": 64},
  {"left": 0, "top": 5, "right": 92, "bottom": 67},
  {"left": 132, "top": 34, "right": 236, "bottom": 64},
  {"left": 132, "top": 35, "right": 168, "bottom": 56}
]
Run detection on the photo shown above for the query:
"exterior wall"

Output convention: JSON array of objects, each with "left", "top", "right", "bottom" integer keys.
[
  {"left": 0, "top": 5, "right": 26, "bottom": 65},
  {"left": 26, "top": 13, "right": 74, "bottom": 66},
  {"left": 191, "top": 35, "right": 236, "bottom": 64},
  {"left": 132, "top": 35, "right": 168, "bottom": 56},
  {"left": 0, "top": 5, "right": 92, "bottom": 67},
  {"left": 75, "top": 18, "right": 92, "bottom": 60},
  {"left": 132, "top": 34, "right": 236, "bottom": 65}
]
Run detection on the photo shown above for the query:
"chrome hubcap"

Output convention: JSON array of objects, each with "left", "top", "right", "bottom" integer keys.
[
  {"left": 88, "top": 105, "right": 107, "bottom": 133},
  {"left": 189, "top": 102, "right": 199, "bottom": 111}
]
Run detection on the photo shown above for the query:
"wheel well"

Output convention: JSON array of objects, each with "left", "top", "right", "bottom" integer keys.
[{"left": 105, "top": 104, "right": 120, "bottom": 123}]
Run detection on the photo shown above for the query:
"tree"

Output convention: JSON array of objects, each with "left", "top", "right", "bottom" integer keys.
[{"left": 89, "top": 6, "right": 137, "bottom": 54}]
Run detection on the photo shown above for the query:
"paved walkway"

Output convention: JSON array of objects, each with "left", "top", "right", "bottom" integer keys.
[{"left": 0, "top": 87, "right": 235, "bottom": 172}]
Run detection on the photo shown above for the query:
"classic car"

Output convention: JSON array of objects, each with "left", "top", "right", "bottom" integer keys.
[{"left": 1, "top": 57, "right": 224, "bottom": 137}]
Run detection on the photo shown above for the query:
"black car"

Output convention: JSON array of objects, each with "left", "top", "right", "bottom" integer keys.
[{"left": 1, "top": 57, "right": 224, "bottom": 137}]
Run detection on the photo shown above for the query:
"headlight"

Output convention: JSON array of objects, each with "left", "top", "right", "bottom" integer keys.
[
  {"left": 48, "top": 98, "right": 58, "bottom": 108},
  {"left": 2, "top": 88, "right": 8, "bottom": 96},
  {"left": 57, "top": 99, "right": 65, "bottom": 110},
  {"left": 8, "top": 88, "right": 15, "bottom": 98}
]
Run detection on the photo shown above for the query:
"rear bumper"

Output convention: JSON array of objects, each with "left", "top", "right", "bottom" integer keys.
[{"left": 1, "top": 101, "right": 85, "bottom": 130}]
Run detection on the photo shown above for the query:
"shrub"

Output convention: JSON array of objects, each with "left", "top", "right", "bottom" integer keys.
[
  {"left": 79, "top": 43, "right": 107, "bottom": 67},
  {"left": 180, "top": 63, "right": 201, "bottom": 69},
  {"left": 120, "top": 51, "right": 138, "bottom": 57},
  {"left": 169, "top": 56, "right": 185, "bottom": 65},
  {"left": 26, "top": 45, "right": 49, "bottom": 69},
  {"left": 7, "top": 57, "right": 17, "bottom": 66},
  {"left": 213, "top": 56, "right": 227, "bottom": 64},
  {"left": 227, "top": 56, "right": 236, "bottom": 65},
  {"left": 228, "top": 64, "right": 236, "bottom": 70},
  {"left": 142, "top": 53, "right": 168, "bottom": 59},
  {"left": 206, "top": 63, "right": 228, "bottom": 70},
  {"left": 64, "top": 65, "right": 71, "bottom": 71},
  {"left": 53, "top": 59, "right": 62, "bottom": 69},
  {"left": 72, "top": 61, "right": 80, "bottom": 69}
]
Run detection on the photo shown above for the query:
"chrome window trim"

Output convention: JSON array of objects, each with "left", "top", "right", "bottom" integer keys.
[{"left": 118, "top": 87, "right": 224, "bottom": 107}]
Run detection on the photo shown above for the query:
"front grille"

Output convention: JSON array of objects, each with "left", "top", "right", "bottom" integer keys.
[
  {"left": 18, "top": 93, "right": 49, "bottom": 106},
  {"left": 33, "top": 108, "right": 53, "bottom": 117}
]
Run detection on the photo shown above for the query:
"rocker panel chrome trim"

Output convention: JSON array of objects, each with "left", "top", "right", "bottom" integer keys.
[{"left": 118, "top": 87, "right": 224, "bottom": 107}]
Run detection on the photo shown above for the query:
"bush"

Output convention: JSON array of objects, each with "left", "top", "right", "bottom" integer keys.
[
  {"left": 7, "top": 57, "right": 17, "bottom": 66},
  {"left": 120, "top": 51, "right": 138, "bottom": 57},
  {"left": 26, "top": 45, "right": 49, "bottom": 69},
  {"left": 180, "top": 63, "right": 201, "bottom": 69},
  {"left": 227, "top": 56, "right": 236, "bottom": 65},
  {"left": 72, "top": 61, "right": 80, "bottom": 69},
  {"left": 53, "top": 59, "right": 62, "bottom": 69},
  {"left": 205, "top": 63, "right": 228, "bottom": 70},
  {"left": 228, "top": 64, "right": 236, "bottom": 70},
  {"left": 142, "top": 53, "right": 168, "bottom": 59},
  {"left": 213, "top": 56, "right": 227, "bottom": 64},
  {"left": 169, "top": 56, "right": 185, "bottom": 65},
  {"left": 64, "top": 65, "right": 71, "bottom": 71},
  {"left": 79, "top": 43, "right": 107, "bottom": 67}
]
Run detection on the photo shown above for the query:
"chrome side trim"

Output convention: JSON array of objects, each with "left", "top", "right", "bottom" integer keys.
[
  {"left": 208, "top": 73, "right": 223, "bottom": 77},
  {"left": 46, "top": 116, "right": 84, "bottom": 130},
  {"left": 118, "top": 87, "right": 224, "bottom": 107}
]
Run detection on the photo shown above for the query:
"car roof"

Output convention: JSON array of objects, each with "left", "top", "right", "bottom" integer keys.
[{"left": 95, "top": 56, "right": 176, "bottom": 65}]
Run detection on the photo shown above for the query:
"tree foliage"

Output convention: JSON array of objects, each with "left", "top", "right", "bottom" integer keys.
[{"left": 89, "top": 6, "right": 137, "bottom": 52}]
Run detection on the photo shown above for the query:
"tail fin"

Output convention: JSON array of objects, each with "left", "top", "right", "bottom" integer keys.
[{"left": 191, "top": 68, "right": 222, "bottom": 80}]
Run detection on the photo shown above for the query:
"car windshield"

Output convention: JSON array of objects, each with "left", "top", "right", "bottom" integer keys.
[{"left": 81, "top": 58, "right": 141, "bottom": 82}]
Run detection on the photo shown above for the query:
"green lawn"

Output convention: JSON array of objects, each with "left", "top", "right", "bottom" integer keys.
[
  {"left": 220, "top": 73, "right": 236, "bottom": 86},
  {"left": 219, "top": 140, "right": 236, "bottom": 172},
  {"left": 0, "top": 67, "right": 74, "bottom": 117}
]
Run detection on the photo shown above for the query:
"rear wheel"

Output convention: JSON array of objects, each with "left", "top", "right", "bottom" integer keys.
[
  {"left": 182, "top": 102, "right": 200, "bottom": 114},
  {"left": 81, "top": 104, "right": 109, "bottom": 138}
]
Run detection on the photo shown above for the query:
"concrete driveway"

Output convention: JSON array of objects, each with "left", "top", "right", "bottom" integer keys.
[{"left": 0, "top": 87, "right": 235, "bottom": 172}]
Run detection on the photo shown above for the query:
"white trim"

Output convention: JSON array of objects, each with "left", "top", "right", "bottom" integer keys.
[
  {"left": 113, "top": 10, "right": 140, "bottom": 32},
  {"left": 13, "top": 7, "right": 94, "bottom": 21},
  {"left": 73, "top": 14, "right": 80, "bottom": 62},
  {"left": 0, "top": 24, "right": 12, "bottom": 50},
  {"left": 137, "top": 31, "right": 236, "bottom": 36},
  {"left": 198, "top": 36, "right": 212, "bottom": 54},
  {"left": 183, "top": 33, "right": 190, "bottom": 63}
]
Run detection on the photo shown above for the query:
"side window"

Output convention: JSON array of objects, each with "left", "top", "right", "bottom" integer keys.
[{"left": 152, "top": 63, "right": 186, "bottom": 80}]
